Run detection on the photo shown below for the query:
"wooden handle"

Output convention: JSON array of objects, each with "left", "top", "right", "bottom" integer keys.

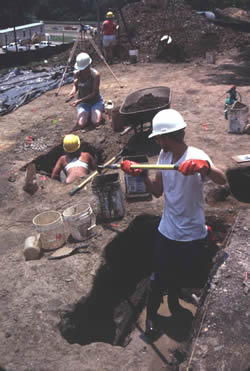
[
  {"left": 130, "top": 164, "right": 179, "bottom": 170},
  {"left": 70, "top": 156, "right": 117, "bottom": 196},
  {"left": 98, "top": 163, "right": 179, "bottom": 171}
]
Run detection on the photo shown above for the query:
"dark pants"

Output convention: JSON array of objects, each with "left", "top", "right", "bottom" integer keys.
[
  {"left": 152, "top": 230, "right": 210, "bottom": 289},
  {"left": 146, "top": 230, "right": 211, "bottom": 319}
]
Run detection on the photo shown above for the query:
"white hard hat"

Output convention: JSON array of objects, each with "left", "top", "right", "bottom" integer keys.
[
  {"left": 149, "top": 109, "right": 187, "bottom": 138},
  {"left": 74, "top": 52, "right": 92, "bottom": 71},
  {"left": 160, "top": 35, "right": 172, "bottom": 44}
]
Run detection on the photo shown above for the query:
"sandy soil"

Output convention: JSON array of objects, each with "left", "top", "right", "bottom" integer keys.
[{"left": 0, "top": 45, "right": 250, "bottom": 370}]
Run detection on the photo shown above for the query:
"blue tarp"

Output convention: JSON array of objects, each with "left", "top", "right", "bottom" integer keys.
[{"left": 0, "top": 66, "right": 74, "bottom": 116}]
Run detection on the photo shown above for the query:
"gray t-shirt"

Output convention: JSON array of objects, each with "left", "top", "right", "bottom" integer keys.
[
  {"left": 158, "top": 146, "right": 212, "bottom": 241},
  {"left": 76, "top": 68, "right": 101, "bottom": 104}
]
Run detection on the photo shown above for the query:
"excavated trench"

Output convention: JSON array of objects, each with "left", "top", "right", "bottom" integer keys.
[
  {"left": 19, "top": 136, "right": 239, "bottom": 348},
  {"left": 58, "top": 211, "right": 235, "bottom": 348},
  {"left": 20, "top": 141, "right": 105, "bottom": 177}
]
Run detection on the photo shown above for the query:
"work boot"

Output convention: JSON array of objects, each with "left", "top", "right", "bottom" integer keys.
[
  {"left": 145, "top": 284, "right": 162, "bottom": 338},
  {"left": 168, "top": 288, "right": 183, "bottom": 315}
]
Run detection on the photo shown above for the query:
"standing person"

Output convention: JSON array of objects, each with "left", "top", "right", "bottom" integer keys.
[
  {"left": 68, "top": 52, "right": 104, "bottom": 130},
  {"left": 120, "top": 109, "right": 226, "bottom": 337},
  {"left": 102, "top": 11, "right": 118, "bottom": 64},
  {"left": 51, "top": 134, "right": 96, "bottom": 184}
]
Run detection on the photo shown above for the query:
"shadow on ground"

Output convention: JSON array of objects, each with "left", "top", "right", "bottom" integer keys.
[
  {"left": 198, "top": 47, "right": 250, "bottom": 87},
  {"left": 58, "top": 214, "right": 160, "bottom": 346}
]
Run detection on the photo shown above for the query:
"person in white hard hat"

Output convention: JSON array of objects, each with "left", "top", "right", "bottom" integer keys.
[
  {"left": 120, "top": 109, "right": 226, "bottom": 338},
  {"left": 68, "top": 52, "right": 104, "bottom": 130}
]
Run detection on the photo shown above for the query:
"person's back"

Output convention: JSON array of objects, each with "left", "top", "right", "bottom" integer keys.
[
  {"left": 103, "top": 19, "right": 116, "bottom": 35},
  {"left": 64, "top": 151, "right": 95, "bottom": 183},
  {"left": 51, "top": 134, "right": 96, "bottom": 184}
]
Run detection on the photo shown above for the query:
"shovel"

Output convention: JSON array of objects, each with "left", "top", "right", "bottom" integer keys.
[
  {"left": 48, "top": 244, "right": 88, "bottom": 260},
  {"left": 97, "top": 162, "right": 250, "bottom": 204},
  {"left": 70, "top": 146, "right": 131, "bottom": 196}
]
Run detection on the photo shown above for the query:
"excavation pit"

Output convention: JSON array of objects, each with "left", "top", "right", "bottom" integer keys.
[
  {"left": 58, "top": 211, "right": 234, "bottom": 348},
  {"left": 20, "top": 141, "right": 104, "bottom": 178},
  {"left": 226, "top": 166, "right": 250, "bottom": 203}
]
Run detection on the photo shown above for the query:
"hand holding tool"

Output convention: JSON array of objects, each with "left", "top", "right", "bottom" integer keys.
[
  {"left": 178, "top": 159, "right": 211, "bottom": 176},
  {"left": 121, "top": 160, "right": 146, "bottom": 177}
]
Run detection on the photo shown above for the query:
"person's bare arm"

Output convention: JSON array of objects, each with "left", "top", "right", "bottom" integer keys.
[
  {"left": 68, "top": 73, "right": 79, "bottom": 99},
  {"left": 51, "top": 157, "right": 64, "bottom": 179},
  {"left": 143, "top": 171, "right": 163, "bottom": 198},
  {"left": 207, "top": 164, "right": 226, "bottom": 185},
  {"left": 87, "top": 153, "right": 97, "bottom": 171}
]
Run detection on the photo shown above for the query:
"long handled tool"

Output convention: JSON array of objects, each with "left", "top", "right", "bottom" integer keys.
[
  {"left": 89, "top": 37, "right": 124, "bottom": 88},
  {"left": 97, "top": 163, "right": 179, "bottom": 171},
  {"left": 55, "top": 32, "right": 80, "bottom": 97}
]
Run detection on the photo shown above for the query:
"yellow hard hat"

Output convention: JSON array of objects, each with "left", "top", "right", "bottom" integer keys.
[
  {"left": 106, "top": 11, "right": 114, "bottom": 19},
  {"left": 63, "top": 134, "right": 80, "bottom": 153}
]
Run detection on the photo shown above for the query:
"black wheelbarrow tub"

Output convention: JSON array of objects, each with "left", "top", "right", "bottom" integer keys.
[{"left": 119, "top": 86, "right": 171, "bottom": 126}]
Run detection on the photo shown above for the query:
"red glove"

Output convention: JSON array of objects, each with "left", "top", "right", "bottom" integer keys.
[
  {"left": 120, "top": 160, "right": 145, "bottom": 177},
  {"left": 178, "top": 159, "right": 211, "bottom": 176}
]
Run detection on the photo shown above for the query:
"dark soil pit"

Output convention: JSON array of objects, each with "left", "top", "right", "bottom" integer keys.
[
  {"left": 58, "top": 214, "right": 160, "bottom": 347},
  {"left": 58, "top": 208, "right": 236, "bottom": 347},
  {"left": 226, "top": 166, "right": 250, "bottom": 204},
  {"left": 20, "top": 141, "right": 105, "bottom": 178}
]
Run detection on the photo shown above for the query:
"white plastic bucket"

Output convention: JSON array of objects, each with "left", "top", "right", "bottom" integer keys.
[
  {"left": 129, "top": 49, "right": 139, "bottom": 63},
  {"left": 32, "top": 211, "right": 65, "bottom": 251},
  {"left": 228, "top": 102, "right": 249, "bottom": 133},
  {"left": 63, "top": 202, "right": 94, "bottom": 241}
]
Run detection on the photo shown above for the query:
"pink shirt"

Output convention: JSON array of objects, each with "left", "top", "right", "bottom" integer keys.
[{"left": 103, "top": 20, "right": 116, "bottom": 36}]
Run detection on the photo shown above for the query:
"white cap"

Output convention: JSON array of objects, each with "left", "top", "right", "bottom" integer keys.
[
  {"left": 74, "top": 52, "right": 92, "bottom": 71},
  {"left": 160, "top": 35, "right": 172, "bottom": 44},
  {"left": 149, "top": 109, "right": 187, "bottom": 138}
]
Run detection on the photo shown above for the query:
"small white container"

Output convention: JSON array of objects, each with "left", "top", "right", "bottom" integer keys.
[
  {"left": 129, "top": 49, "right": 139, "bottom": 63},
  {"left": 23, "top": 234, "right": 41, "bottom": 260}
]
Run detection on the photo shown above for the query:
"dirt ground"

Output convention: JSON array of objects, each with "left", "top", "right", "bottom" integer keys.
[{"left": 1, "top": 41, "right": 250, "bottom": 370}]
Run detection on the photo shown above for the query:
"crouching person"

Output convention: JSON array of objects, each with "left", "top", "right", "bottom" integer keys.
[{"left": 51, "top": 134, "right": 96, "bottom": 184}]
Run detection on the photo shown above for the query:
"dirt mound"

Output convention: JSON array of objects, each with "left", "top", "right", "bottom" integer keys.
[
  {"left": 119, "top": 1, "right": 250, "bottom": 61},
  {"left": 220, "top": 7, "right": 250, "bottom": 20}
]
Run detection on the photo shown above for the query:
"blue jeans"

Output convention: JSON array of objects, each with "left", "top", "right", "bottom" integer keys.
[{"left": 77, "top": 96, "right": 104, "bottom": 114}]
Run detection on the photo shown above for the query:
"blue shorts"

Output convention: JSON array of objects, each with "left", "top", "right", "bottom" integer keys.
[{"left": 77, "top": 96, "right": 104, "bottom": 114}]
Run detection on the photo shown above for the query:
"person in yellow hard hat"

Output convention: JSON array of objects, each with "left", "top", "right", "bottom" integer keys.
[
  {"left": 67, "top": 52, "right": 104, "bottom": 130},
  {"left": 51, "top": 134, "right": 96, "bottom": 184},
  {"left": 102, "top": 11, "right": 118, "bottom": 64}
]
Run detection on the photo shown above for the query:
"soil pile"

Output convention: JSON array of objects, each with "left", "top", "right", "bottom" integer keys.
[
  {"left": 119, "top": 1, "right": 250, "bottom": 61},
  {"left": 219, "top": 7, "right": 250, "bottom": 21},
  {"left": 123, "top": 94, "right": 167, "bottom": 112}
]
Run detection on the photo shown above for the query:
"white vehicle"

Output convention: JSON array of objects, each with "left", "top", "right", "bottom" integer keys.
[
  {"left": 2, "top": 42, "right": 28, "bottom": 52},
  {"left": 34, "top": 41, "right": 55, "bottom": 49}
]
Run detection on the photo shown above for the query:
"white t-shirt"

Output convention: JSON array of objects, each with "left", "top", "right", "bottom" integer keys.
[{"left": 157, "top": 146, "right": 212, "bottom": 242}]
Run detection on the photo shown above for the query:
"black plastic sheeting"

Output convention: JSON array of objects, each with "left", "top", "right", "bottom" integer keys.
[{"left": 0, "top": 66, "right": 74, "bottom": 116}]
